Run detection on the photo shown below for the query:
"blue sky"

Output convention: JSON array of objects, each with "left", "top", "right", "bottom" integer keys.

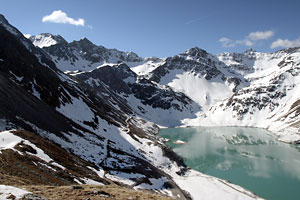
[{"left": 1, "top": 0, "right": 300, "bottom": 57}]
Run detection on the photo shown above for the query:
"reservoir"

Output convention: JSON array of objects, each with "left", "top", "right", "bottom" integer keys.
[{"left": 159, "top": 127, "right": 300, "bottom": 200}]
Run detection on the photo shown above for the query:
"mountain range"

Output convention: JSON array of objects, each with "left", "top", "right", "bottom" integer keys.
[
  {"left": 1, "top": 13, "right": 299, "bottom": 199},
  {"left": 30, "top": 31, "right": 300, "bottom": 144}
]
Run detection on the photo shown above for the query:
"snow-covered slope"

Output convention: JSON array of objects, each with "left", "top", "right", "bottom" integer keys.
[
  {"left": 147, "top": 47, "right": 248, "bottom": 111},
  {"left": 129, "top": 56, "right": 165, "bottom": 75},
  {"left": 184, "top": 48, "right": 300, "bottom": 143},
  {"left": 29, "top": 33, "right": 67, "bottom": 48}
]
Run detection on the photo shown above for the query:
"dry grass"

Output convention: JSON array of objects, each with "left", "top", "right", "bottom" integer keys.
[
  {"left": 22, "top": 184, "right": 173, "bottom": 200},
  {"left": 0, "top": 130, "right": 109, "bottom": 186}
]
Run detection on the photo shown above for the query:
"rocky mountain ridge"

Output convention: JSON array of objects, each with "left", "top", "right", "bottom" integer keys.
[
  {"left": 31, "top": 31, "right": 300, "bottom": 143},
  {"left": 0, "top": 14, "right": 261, "bottom": 199},
  {"left": 30, "top": 33, "right": 143, "bottom": 72}
]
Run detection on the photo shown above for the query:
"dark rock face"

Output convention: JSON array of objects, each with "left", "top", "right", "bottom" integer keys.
[
  {"left": 0, "top": 25, "right": 68, "bottom": 108},
  {"left": 78, "top": 64, "right": 133, "bottom": 94},
  {"left": 76, "top": 63, "right": 197, "bottom": 112},
  {"left": 0, "top": 24, "right": 84, "bottom": 138},
  {"left": 129, "top": 79, "right": 193, "bottom": 110}
]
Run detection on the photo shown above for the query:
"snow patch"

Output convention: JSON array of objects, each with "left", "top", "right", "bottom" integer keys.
[
  {"left": 0, "top": 130, "right": 65, "bottom": 170},
  {"left": 172, "top": 169, "right": 261, "bottom": 200},
  {"left": 57, "top": 96, "right": 95, "bottom": 123},
  {"left": 0, "top": 185, "right": 31, "bottom": 200},
  {"left": 31, "top": 34, "right": 57, "bottom": 48}
]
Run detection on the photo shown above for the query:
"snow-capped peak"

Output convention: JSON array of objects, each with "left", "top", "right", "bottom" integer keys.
[
  {"left": 182, "top": 46, "right": 208, "bottom": 56},
  {"left": 30, "top": 33, "right": 66, "bottom": 48}
]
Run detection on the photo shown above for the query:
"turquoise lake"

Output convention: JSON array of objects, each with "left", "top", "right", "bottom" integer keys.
[{"left": 159, "top": 127, "right": 300, "bottom": 200}]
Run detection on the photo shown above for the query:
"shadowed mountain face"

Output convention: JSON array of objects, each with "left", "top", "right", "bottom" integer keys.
[
  {"left": 0, "top": 14, "right": 190, "bottom": 199},
  {"left": 0, "top": 21, "right": 129, "bottom": 136}
]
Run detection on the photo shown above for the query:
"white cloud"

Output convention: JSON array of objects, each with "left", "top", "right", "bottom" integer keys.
[
  {"left": 219, "top": 37, "right": 231, "bottom": 43},
  {"left": 24, "top": 34, "right": 31, "bottom": 39},
  {"left": 248, "top": 31, "right": 274, "bottom": 40},
  {"left": 270, "top": 37, "right": 300, "bottom": 49},
  {"left": 219, "top": 38, "right": 254, "bottom": 48},
  {"left": 219, "top": 37, "right": 235, "bottom": 47},
  {"left": 42, "top": 10, "right": 85, "bottom": 26},
  {"left": 219, "top": 30, "right": 274, "bottom": 48},
  {"left": 236, "top": 39, "right": 254, "bottom": 47}
]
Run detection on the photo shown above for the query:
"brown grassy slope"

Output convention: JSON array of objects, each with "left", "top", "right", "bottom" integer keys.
[
  {"left": 0, "top": 130, "right": 108, "bottom": 186},
  {"left": 23, "top": 184, "right": 172, "bottom": 200}
]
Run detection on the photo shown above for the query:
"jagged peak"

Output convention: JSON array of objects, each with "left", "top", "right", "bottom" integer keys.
[
  {"left": 217, "top": 48, "right": 258, "bottom": 58},
  {"left": 124, "top": 51, "right": 142, "bottom": 60},
  {"left": 125, "top": 51, "right": 138, "bottom": 56},
  {"left": 35, "top": 33, "right": 54, "bottom": 37},
  {"left": 31, "top": 33, "right": 66, "bottom": 41},
  {"left": 243, "top": 48, "right": 257, "bottom": 54},
  {"left": 70, "top": 37, "right": 96, "bottom": 49},
  {"left": 29, "top": 33, "right": 67, "bottom": 48},
  {"left": 79, "top": 37, "right": 94, "bottom": 45},
  {"left": 182, "top": 46, "right": 208, "bottom": 56}
]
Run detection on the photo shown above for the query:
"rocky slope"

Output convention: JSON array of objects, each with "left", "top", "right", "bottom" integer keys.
[
  {"left": 75, "top": 63, "right": 201, "bottom": 126},
  {"left": 0, "top": 14, "right": 262, "bottom": 200},
  {"left": 185, "top": 48, "right": 300, "bottom": 143}
]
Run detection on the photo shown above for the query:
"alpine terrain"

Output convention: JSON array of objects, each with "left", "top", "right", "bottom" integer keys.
[
  {"left": 0, "top": 12, "right": 299, "bottom": 199},
  {"left": 32, "top": 31, "right": 300, "bottom": 144}
]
